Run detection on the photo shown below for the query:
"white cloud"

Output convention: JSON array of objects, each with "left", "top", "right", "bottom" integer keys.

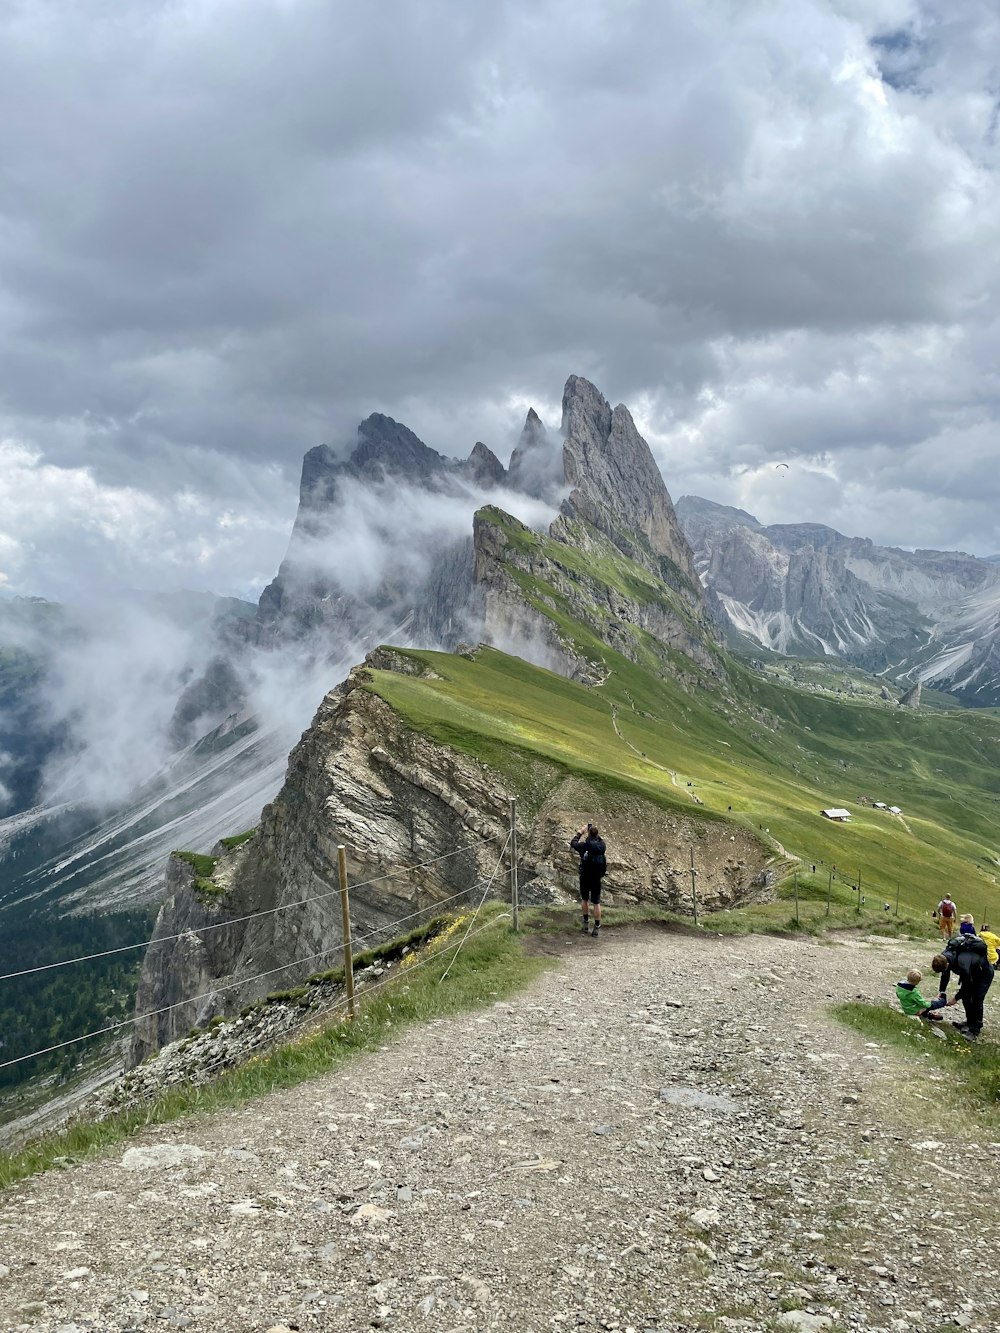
[
  {"left": 0, "top": 0, "right": 999, "bottom": 584},
  {"left": 0, "top": 438, "right": 295, "bottom": 599}
]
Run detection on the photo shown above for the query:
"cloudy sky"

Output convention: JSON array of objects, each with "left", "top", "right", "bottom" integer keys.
[{"left": 2, "top": 0, "right": 999, "bottom": 603}]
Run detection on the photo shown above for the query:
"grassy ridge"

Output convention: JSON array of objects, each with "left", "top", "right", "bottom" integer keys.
[
  {"left": 368, "top": 638, "right": 1000, "bottom": 920},
  {"left": 364, "top": 500, "right": 1000, "bottom": 919}
]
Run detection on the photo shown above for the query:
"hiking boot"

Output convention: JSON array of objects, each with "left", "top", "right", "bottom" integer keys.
[
  {"left": 591, "top": 924, "right": 601, "bottom": 937},
  {"left": 581, "top": 921, "right": 591, "bottom": 934},
  {"left": 951, "top": 1020, "right": 970, "bottom": 1031},
  {"left": 959, "top": 1029, "right": 978, "bottom": 1041}
]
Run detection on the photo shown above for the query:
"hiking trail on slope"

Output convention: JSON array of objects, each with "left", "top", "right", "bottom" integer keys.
[{"left": 1, "top": 927, "right": 995, "bottom": 1333}]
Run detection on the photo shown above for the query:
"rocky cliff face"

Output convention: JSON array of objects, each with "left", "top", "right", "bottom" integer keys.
[
  {"left": 474, "top": 507, "right": 720, "bottom": 682},
  {"left": 131, "top": 648, "right": 772, "bottom": 1060},
  {"left": 561, "top": 376, "right": 701, "bottom": 594},
  {"left": 677, "top": 495, "right": 1000, "bottom": 702},
  {"left": 472, "top": 378, "right": 721, "bottom": 682}
]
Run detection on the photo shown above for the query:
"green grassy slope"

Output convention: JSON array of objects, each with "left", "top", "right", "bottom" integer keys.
[{"left": 365, "top": 508, "right": 1000, "bottom": 922}]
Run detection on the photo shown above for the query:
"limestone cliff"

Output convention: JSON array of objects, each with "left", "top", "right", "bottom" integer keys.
[
  {"left": 131, "top": 649, "right": 772, "bottom": 1061},
  {"left": 561, "top": 375, "right": 702, "bottom": 595},
  {"left": 471, "top": 377, "right": 722, "bottom": 683}
]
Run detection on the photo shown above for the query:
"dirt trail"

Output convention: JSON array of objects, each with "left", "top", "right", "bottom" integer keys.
[
  {"left": 1, "top": 928, "right": 996, "bottom": 1333},
  {"left": 608, "top": 701, "right": 691, "bottom": 799}
]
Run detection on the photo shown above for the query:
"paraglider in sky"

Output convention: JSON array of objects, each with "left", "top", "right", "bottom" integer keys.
[{"left": 775, "top": 463, "right": 789, "bottom": 471}]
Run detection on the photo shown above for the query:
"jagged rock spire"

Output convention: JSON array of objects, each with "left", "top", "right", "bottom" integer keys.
[
  {"left": 464, "top": 441, "right": 506, "bottom": 487},
  {"left": 559, "top": 375, "right": 701, "bottom": 590},
  {"left": 508, "top": 407, "right": 559, "bottom": 500}
]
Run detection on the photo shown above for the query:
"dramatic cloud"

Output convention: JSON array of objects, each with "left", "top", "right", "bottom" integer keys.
[{"left": 2, "top": 0, "right": 1000, "bottom": 601}]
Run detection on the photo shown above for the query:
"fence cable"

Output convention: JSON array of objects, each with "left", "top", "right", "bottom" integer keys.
[
  {"left": 0, "top": 841, "right": 487, "bottom": 985},
  {"left": 438, "top": 831, "right": 513, "bottom": 985},
  {"left": 0, "top": 898, "right": 512, "bottom": 1074}
]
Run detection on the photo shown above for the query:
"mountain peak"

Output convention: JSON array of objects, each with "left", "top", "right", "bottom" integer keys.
[
  {"left": 507, "top": 406, "right": 560, "bottom": 501},
  {"left": 675, "top": 496, "right": 762, "bottom": 530},
  {"left": 560, "top": 376, "right": 701, "bottom": 591},
  {"left": 464, "top": 441, "right": 507, "bottom": 487},
  {"left": 354, "top": 414, "right": 447, "bottom": 479}
]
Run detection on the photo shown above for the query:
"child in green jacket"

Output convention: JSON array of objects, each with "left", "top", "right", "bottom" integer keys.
[{"left": 896, "top": 968, "right": 949, "bottom": 1021}]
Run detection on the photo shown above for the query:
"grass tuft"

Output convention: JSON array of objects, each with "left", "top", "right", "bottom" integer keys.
[
  {"left": 835, "top": 1000, "right": 1000, "bottom": 1120},
  {"left": 219, "top": 829, "right": 256, "bottom": 850}
]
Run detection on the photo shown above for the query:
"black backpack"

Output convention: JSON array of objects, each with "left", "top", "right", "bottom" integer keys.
[
  {"left": 951, "top": 934, "right": 989, "bottom": 967},
  {"left": 584, "top": 842, "right": 607, "bottom": 879}
]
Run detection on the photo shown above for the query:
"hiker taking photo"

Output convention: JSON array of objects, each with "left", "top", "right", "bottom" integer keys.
[{"left": 571, "top": 822, "right": 607, "bottom": 938}]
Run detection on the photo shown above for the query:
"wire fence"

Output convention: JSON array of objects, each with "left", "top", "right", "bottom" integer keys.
[
  {"left": 0, "top": 830, "right": 514, "bottom": 1075},
  {"left": 0, "top": 841, "right": 485, "bottom": 985}
]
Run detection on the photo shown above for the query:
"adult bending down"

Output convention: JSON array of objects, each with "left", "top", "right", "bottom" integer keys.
[
  {"left": 932, "top": 932, "right": 994, "bottom": 1041},
  {"left": 571, "top": 822, "right": 607, "bottom": 938}
]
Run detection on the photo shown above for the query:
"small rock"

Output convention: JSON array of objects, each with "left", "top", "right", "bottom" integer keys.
[
  {"left": 778, "top": 1314, "right": 833, "bottom": 1333},
  {"left": 353, "top": 1203, "right": 394, "bottom": 1224},
  {"left": 121, "top": 1145, "right": 208, "bottom": 1172},
  {"left": 460, "top": 1274, "right": 490, "bottom": 1304},
  {"left": 692, "top": 1208, "right": 721, "bottom": 1230}
]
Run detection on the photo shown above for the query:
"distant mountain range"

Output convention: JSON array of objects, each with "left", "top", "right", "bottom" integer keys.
[
  {"left": 5, "top": 373, "right": 1000, "bottom": 1101},
  {"left": 675, "top": 496, "right": 1000, "bottom": 705}
]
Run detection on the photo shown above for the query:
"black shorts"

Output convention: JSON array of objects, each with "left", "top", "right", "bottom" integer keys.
[{"left": 579, "top": 880, "right": 602, "bottom": 904}]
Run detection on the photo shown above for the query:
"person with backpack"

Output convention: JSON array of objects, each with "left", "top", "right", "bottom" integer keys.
[
  {"left": 570, "top": 822, "right": 607, "bottom": 938},
  {"left": 931, "top": 931, "right": 994, "bottom": 1040},
  {"left": 934, "top": 895, "right": 957, "bottom": 940}
]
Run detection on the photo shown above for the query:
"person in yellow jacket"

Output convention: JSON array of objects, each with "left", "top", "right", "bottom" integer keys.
[{"left": 979, "top": 922, "right": 1000, "bottom": 968}]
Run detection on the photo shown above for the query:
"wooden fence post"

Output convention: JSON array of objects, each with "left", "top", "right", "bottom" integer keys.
[
  {"left": 338, "top": 844, "right": 355, "bottom": 1019},
  {"left": 510, "top": 798, "right": 519, "bottom": 932}
]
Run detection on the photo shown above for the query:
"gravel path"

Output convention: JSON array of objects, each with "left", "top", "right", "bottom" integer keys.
[{"left": 1, "top": 926, "right": 997, "bottom": 1333}]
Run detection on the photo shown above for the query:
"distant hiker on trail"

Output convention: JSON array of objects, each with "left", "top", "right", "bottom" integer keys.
[
  {"left": 959, "top": 914, "right": 976, "bottom": 936},
  {"left": 932, "top": 933, "right": 994, "bottom": 1041},
  {"left": 980, "top": 923, "right": 1000, "bottom": 969},
  {"left": 571, "top": 822, "right": 607, "bottom": 938},
  {"left": 934, "top": 896, "right": 957, "bottom": 940},
  {"left": 895, "top": 968, "right": 948, "bottom": 1024}
]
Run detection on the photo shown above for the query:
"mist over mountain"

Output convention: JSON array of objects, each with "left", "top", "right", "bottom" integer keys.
[
  {"left": 4, "top": 368, "right": 1000, "bottom": 1106},
  {"left": 0, "top": 375, "right": 684, "bottom": 930},
  {"left": 677, "top": 495, "right": 1000, "bottom": 704}
]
